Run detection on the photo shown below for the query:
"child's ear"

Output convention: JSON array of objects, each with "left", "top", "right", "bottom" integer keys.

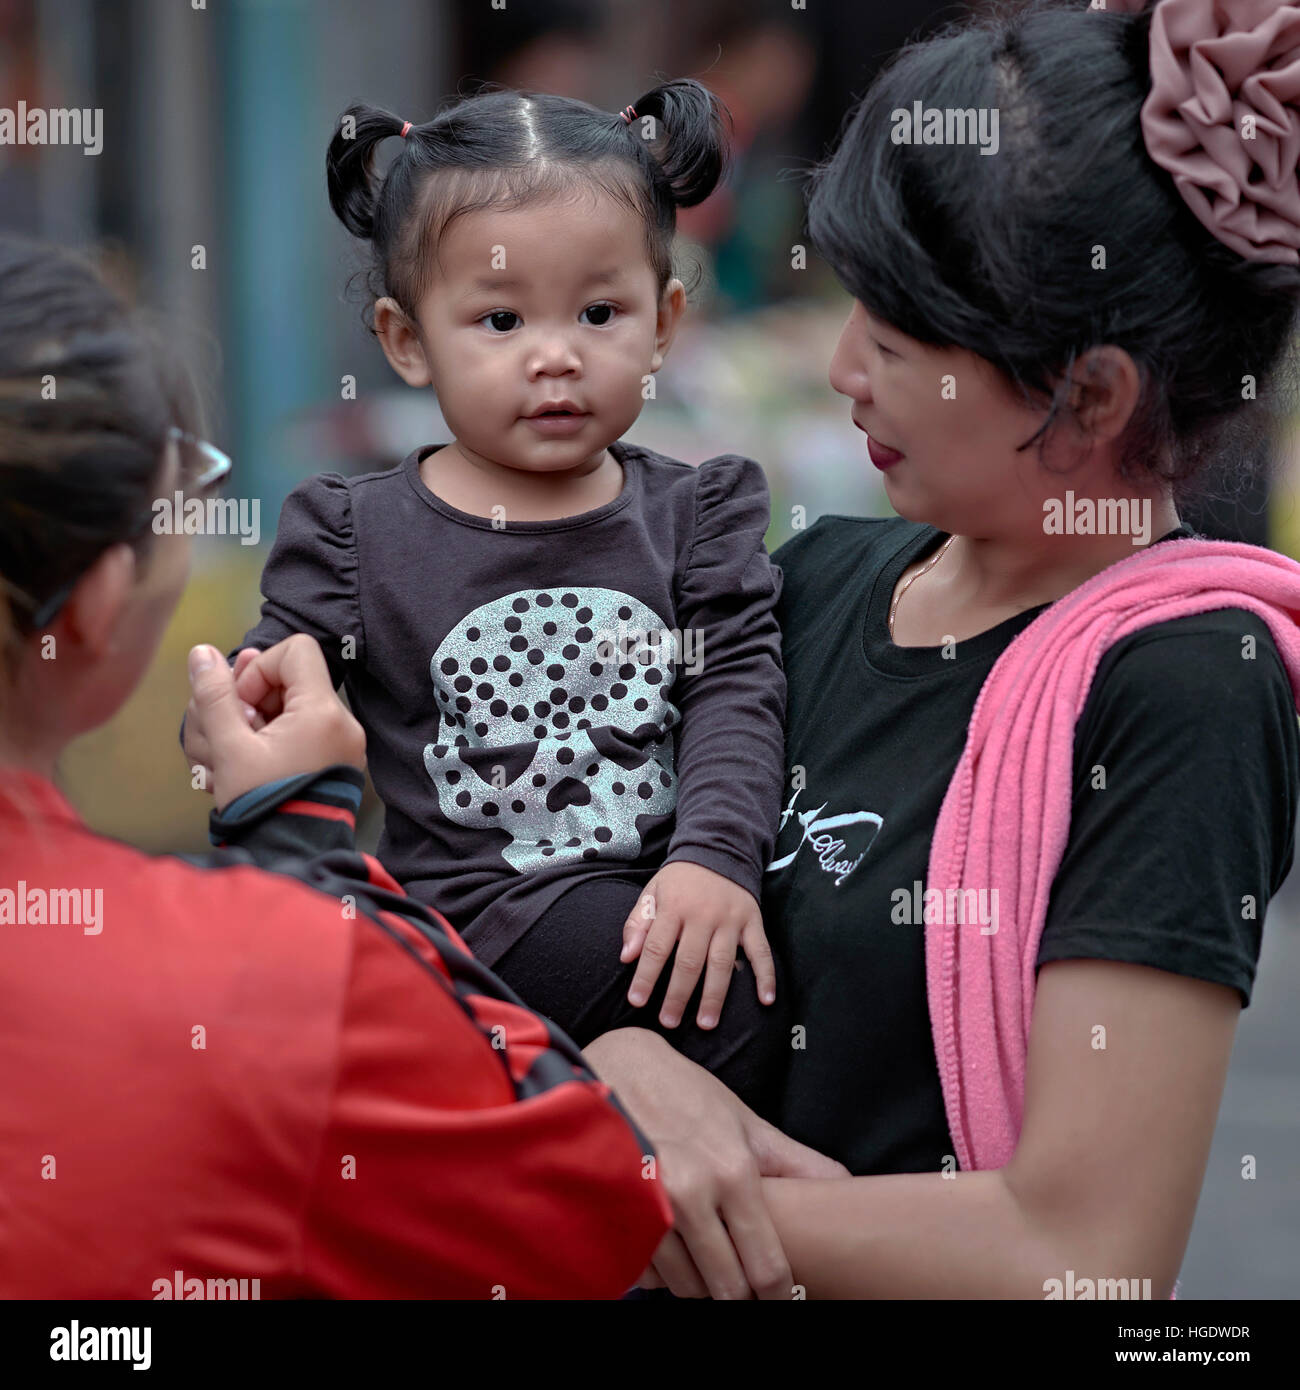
[
  {"left": 649, "top": 278, "right": 687, "bottom": 373},
  {"left": 374, "top": 297, "right": 433, "bottom": 387}
]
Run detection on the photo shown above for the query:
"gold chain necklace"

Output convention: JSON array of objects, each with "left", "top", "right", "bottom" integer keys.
[{"left": 889, "top": 534, "right": 956, "bottom": 639}]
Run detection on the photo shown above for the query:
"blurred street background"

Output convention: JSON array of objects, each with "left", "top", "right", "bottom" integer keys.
[{"left": 1, "top": 0, "right": 1296, "bottom": 1297}]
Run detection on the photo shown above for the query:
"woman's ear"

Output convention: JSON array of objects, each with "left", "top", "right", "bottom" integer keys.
[
  {"left": 1064, "top": 345, "right": 1142, "bottom": 447},
  {"left": 61, "top": 544, "right": 136, "bottom": 658},
  {"left": 649, "top": 278, "right": 688, "bottom": 373},
  {"left": 374, "top": 297, "right": 433, "bottom": 387}
]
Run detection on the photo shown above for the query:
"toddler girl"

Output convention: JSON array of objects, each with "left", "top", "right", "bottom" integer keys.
[{"left": 195, "top": 81, "right": 788, "bottom": 1114}]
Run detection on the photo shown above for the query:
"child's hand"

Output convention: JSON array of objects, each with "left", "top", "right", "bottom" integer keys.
[{"left": 620, "top": 862, "right": 776, "bottom": 1031}]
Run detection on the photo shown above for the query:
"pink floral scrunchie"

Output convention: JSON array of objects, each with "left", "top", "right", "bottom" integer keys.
[{"left": 1103, "top": 0, "right": 1300, "bottom": 265}]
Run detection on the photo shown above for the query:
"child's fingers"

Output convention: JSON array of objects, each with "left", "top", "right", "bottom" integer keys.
[
  {"left": 620, "top": 886, "right": 657, "bottom": 964},
  {"left": 232, "top": 646, "right": 260, "bottom": 681},
  {"left": 626, "top": 911, "right": 680, "bottom": 1010},
  {"left": 234, "top": 652, "right": 286, "bottom": 721},
  {"left": 694, "top": 926, "right": 740, "bottom": 1030},
  {"left": 657, "top": 922, "right": 712, "bottom": 1030},
  {"left": 741, "top": 921, "right": 778, "bottom": 1006}
]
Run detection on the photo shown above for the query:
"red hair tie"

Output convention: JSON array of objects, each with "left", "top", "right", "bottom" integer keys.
[
  {"left": 619, "top": 105, "right": 637, "bottom": 124},
  {"left": 399, "top": 120, "right": 412, "bottom": 138}
]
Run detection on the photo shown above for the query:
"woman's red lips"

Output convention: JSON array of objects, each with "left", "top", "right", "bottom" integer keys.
[{"left": 864, "top": 431, "right": 905, "bottom": 470}]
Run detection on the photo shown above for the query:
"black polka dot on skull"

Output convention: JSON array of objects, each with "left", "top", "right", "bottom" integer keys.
[
  {"left": 546, "top": 664, "right": 564, "bottom": 680},
  {"left": 440, "top": 658, "right": 458, "bottom": 675},
  {"left": 504, "top": 616, "right": 522, "bottom": 633},
  {"left": 466, "top": 628, "right": 480, "bottom": 641},
  {"left": 512, "top": 598, "right": 529, "bottom": 613}
]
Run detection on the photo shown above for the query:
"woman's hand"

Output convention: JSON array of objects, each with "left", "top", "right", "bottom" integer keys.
[
  {"left": 583, "top": 1028, "right": 849, "bottom": 1299},
  {"left": 184, "top": 635, "right": 365, "bottom": 810},
  {"left": 619, "top": 862, "right": 777, "bottom": 1029},
  {"left": 182, "top": 646, "right": 263, "bottom": 791}
]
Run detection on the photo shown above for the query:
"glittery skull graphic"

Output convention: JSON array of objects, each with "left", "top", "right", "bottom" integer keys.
[{"left": 423, "top": 588, "right": 680, "bottom": 872}]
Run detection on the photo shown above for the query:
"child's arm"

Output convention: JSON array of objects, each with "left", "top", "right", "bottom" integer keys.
[
  {"left": 622, "top": 455, "right": 787, "bottom": 1027},
  {"left": 181, "top": 472, "right": 364, "bottom": 782}
]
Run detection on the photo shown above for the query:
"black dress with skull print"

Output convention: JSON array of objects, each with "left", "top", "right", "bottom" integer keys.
[{"left": 232, "top": 439, "right": 787, "bottom": 967}]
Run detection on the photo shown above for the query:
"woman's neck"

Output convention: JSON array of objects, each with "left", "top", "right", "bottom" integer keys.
[
  {"left": 0, "top": 723, "right": 59, "bottom": 783},
  {"left": 940, "top": 495, "right": 1183, "bottom": 614}
]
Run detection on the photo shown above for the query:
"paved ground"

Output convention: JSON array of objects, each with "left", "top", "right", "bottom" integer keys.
[{"left": 1179, "top": 861, "right": 1300, "bottom": 1298}]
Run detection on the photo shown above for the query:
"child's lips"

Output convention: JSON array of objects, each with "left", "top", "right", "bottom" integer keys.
[{"left": 522, "top": 410, "right": 590, "bottom": 437}]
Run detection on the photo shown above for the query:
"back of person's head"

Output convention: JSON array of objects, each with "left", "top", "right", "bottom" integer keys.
[
  {"left": 806, "top": 0, "right": 1300, "bottom": 504},
  {"left": 0, "top": 236, "right": 201, "bottom": 669},
  {"left": 324, "top": 79, "right": 731, "bottom": 331}
]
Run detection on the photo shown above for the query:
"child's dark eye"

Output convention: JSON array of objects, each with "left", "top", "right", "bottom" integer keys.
[
  {"left": 480, "top": 310, "right": 520, "bottom": 333},
  {"left": 870, "top": 336, "right": 896, "bottom": 357},
  {"left": 580, "top": 302, "right": 617, "bottom": 326}
]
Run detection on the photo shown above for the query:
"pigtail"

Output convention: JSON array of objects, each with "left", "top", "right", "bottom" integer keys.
[
  {"left": 326, "top": 102, "right": 411, "bottom": 240},
  {"left": 625, "top": 78, "right": 729, "bottom": 208}
]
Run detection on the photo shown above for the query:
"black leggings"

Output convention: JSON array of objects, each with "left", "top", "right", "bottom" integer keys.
[{"left": 493, "top": 875, "right": 789, "bottom": 1121}]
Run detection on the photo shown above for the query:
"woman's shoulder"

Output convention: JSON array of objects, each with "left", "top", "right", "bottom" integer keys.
[
  {"left": 1085, "top": 603, "right": 1291, "bottom": 728},
  {"left": 772, "top": 512, "right": 919, "bottom": 591}
]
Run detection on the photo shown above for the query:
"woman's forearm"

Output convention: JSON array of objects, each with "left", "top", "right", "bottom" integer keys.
[{"left": 761, "top": 1171, "right": 1097, "bottom": 1300}]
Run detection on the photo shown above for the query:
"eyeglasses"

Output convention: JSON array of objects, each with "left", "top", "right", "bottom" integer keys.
[{"left": 25, "top": 426, "right": 232, "bottom": 629}]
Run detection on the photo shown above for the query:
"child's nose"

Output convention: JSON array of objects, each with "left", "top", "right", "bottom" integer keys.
[{"left": 526, "top": 331, "right": 583, "bottom": 378}]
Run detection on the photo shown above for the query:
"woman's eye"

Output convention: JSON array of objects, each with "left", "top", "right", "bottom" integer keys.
[
  {"left": 580, "top": 302, "right": 617, "bottom": 326},
  {"left": 871, "top": 336, "right": 896, "bottom": 357},
  {"left": 480, "top": 310, "right": 520, "bottom": 333}
]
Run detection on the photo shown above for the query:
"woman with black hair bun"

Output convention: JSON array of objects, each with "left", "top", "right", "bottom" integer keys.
[{"left": 587, "top": 0, "right": 1300, "bottom": 1299}]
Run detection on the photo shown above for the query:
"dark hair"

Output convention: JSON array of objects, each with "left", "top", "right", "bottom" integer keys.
[
  {"left": 325, "top": 78, "right": 730, "bottom": 333},
  {"left": 806, "top": 0, "right": 1300, "bottom": 505},
  {"left": 0, "top": 235, "right": 202, "bottom": 655}
]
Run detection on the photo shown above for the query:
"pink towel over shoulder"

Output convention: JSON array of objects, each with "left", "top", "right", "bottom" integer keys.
[{"left": 926, "top": 537, "right": 1300, "bottom": 1174}]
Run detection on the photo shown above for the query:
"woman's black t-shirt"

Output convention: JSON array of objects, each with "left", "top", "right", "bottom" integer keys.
[{"left": 761, "top": 516, "right": 1299, "bottom": 1178}]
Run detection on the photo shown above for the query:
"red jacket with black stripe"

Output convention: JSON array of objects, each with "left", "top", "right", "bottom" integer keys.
[{"left": 0, "top": 765, "right": 671, "bottom": 1298}]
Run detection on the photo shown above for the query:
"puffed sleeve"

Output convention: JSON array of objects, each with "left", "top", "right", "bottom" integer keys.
[
  {"left": 236, "top": 472, "right": 364, "bottom": 688},
  {"left": 665, "top": 455, "right": 787, "bottom": 901}
]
